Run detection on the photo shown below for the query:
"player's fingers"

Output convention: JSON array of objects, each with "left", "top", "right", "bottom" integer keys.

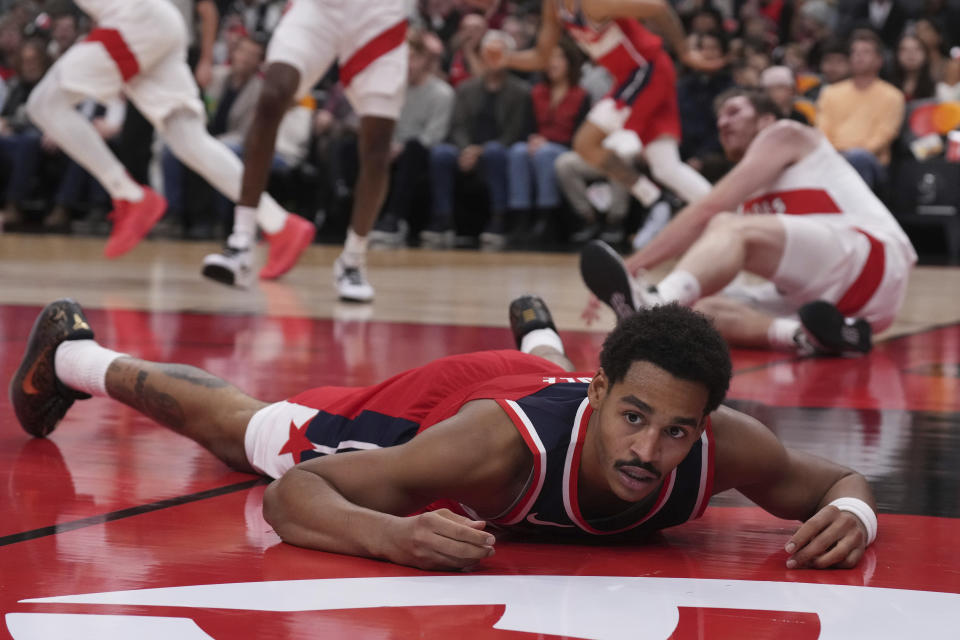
[
  {"left": 785, "top": 506, "right": 834, "bottom": 556},
  {"left": 431, "top": 532, "right": 495, "bottom": 561},
  {"left": 789, "top": 519, "right": 847, "bottom": 569},
  {"left": 838, "top": 544, "right": 865, "bottom": 569},
  {"left": 430, "top": 513, "right": 496, "bottom": 547}
]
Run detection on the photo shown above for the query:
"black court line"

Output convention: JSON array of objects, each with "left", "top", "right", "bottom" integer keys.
[{"left": 0, "top": 477, "right": 269, "bottom": 548}]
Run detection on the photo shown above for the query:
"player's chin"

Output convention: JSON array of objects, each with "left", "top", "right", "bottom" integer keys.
[{"left": 612, "top": 467, "right": 658, "bottom": 500}]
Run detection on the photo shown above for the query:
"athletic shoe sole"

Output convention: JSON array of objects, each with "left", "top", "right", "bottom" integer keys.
[
  {"left": 579, "top": 240, "right": 638, "bottom": 322},
  {"left": 798, "top": 300, "right": 872, "bottom": 356}
]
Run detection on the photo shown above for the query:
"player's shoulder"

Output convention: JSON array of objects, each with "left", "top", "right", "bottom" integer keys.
[
  {"left": 709, "top": 404, "right": 788, "bottom": 494},
  {"left": 751, "top": 119, "right": 819, "bottom": 159}
]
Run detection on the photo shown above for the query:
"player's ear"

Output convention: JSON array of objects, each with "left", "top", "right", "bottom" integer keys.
[{"left": 588, "top": 368, "right": 609, "bottom": 408}]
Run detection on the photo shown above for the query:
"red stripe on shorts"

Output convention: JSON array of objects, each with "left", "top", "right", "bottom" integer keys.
[
  {"left": 339, "top": 20, "right": 407, "bottom": 88},
  {"left": 836, "top": 229, "right": 885, "bottom": 316},
  {"left": 85, "top": 28, "right": 140, "bottom": 81}
]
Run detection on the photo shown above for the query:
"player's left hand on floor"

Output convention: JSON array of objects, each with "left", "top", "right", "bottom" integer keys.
[{"left": 784, "top": 505, "right": 867, "bottom": 569}]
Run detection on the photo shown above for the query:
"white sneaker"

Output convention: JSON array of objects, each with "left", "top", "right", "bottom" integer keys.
[
  {"left": 334, "top": 256, "right": 374, "bottom": 302},
  {"left": 632, "top": 200, "right": 672, "bottom": 250},
  {"left": 201, "top": 242, "right": 253, "bottom": 288}
]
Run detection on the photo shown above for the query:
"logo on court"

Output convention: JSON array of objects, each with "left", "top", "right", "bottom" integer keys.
[{"left": 11, "top": 575, "right": 960, "bottom": 639}]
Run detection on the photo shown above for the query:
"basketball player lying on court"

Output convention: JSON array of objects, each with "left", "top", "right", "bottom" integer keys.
[
  {"left": 12, "top": 297, "right": 878, "bottom": 572},
  {"left": 580, "top": 88, "right": 917, "bottom": 356}
]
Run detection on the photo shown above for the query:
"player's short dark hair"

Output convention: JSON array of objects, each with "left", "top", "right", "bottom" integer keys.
[
  {"left": 599, "top": 304, "right": 731, "bottom": 415},
  {"left": 714, "top": 87, "right": 781, "bottom": 119}
]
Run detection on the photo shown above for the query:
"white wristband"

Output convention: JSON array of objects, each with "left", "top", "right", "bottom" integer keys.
[{"left": 829, "top": 497, "right": 877, "bottom": 546}]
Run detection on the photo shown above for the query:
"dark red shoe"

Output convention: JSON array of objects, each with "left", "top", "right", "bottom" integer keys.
[
  {"left": 259, "top": 213, "right": 316, "bottom": 280},
  {"left": 9, "top": 299, "right": 95, "bottom": 437},
  {"left": 103, "top": 187, "right": 167, "bottom": 258}
]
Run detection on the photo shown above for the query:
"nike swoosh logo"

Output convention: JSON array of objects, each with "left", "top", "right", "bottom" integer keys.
[
  {"left": 21, "top": 355, "right": 43, "bottom": 395},
  {"left": 526, "top": 512, "right": 574, "bottom": 528}
]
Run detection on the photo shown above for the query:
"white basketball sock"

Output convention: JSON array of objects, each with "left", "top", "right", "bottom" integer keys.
[
  {"left": 656, "top": 270, "right": 701, "bottom": 307},
  {"left": 767, "top": 317, "right": 803, "bottom": 351},
  {"left": 520, "top": 328, "right": 565, "bottom": 355},
  {"left": 54, "top": 339, "right": 127, "bottom": 397},
  {"left": 230, "top": 206, "right": 257, "bottom": 248},
  {"left": 341, "top": 229, "right": 369, "bottom": 267}
]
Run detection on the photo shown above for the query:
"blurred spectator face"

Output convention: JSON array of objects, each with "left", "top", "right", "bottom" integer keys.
[
  {"left": 690, "top": 10, "right": 721, "bottom": 35},
  {"left": 782, "top": 43, "right": 807, "bottom": 73},
  {"left": 479, "top": 30, "right": 514, "bottom": 70},
  {"left": 0, "top": 22, "right": 22, "bottom": 59},
  {"left": 408, "top": 31, "right": 441, "bottom": 84},
  {"left": 743, "top": 16, "right": 774, "bottom": 43},
  {"left": 914, "top": 19, "right": 942, "bottom": 55},
  {"left": 850, "top": 39, "right": 883, "bottom": 78},
  {"left": 733, "top": 64, "right": 760, "bottom": 87},
  {"left": 51, "top": 15, "right": 77, "bottom": 53},
  {"left": 760, "top": 66, "right": 795, "bottom": 113},
  {"left": 820, "top": 51, "right": 850, "bottom": 83},
  {"left": 546, "top": 46, "right": 569, "bottom": 84},
  {"left": 231, "top": 37, "right": 264, "bottom": 77},
  {"left": 459, "top": 13, "right": 487, "bottom": 47},
  {"left": 501, "top": 16, "right": 530, "bottom": 50},
  {"left": 716, "top": 94, "right": 767, "bottom": 160},
  {"left": 897, "top": 35, "right": 927, "bottom": 73},
  {"left": 696, "top": 33, "right": 725, "bottom": 62},
  {"left": 18, "top": 40, "right": 47, "bottom": 84},
  {"left": 747, "top": 50, "right": 771, "bottom": 73}
]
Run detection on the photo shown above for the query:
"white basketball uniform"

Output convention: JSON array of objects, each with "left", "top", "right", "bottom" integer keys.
[
  {"left": 56, "top": 0, "right": 203, "bottom": 131},
  {"left": 266, "top": 0, "right": 409, "bottom": 119},
  {"left": 727, "top": 137, "right": 917, "bottom": 331}
]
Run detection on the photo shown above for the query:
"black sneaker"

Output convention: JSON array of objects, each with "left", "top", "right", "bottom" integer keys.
[
  {"left": 9, "top": 299, "right": 95, "bottom": 437},
  {"left": 509, "top": 295, "right": 557, "bottom": 349},
  {"left": 202, "top": 242, "right": 253, "bottom": 288},
  {"left": 796, "top": 300, "right": 872, "bottom": 356},
  {"left": 579, "top": 240, "right": 661, "bottom": 322}
]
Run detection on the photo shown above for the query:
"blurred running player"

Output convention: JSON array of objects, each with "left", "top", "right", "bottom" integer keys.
[{"left": 27, "top": 0, "right": 303, "bottom": 275}]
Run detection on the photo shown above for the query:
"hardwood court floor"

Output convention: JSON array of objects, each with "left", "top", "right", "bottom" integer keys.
[{"left": 1, "top": 234, "right": 960, "bottom": 639}]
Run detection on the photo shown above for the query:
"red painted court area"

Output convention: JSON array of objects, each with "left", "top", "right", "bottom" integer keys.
[{"left": 2, "top": 304, "right": 959, "bottom": 639}]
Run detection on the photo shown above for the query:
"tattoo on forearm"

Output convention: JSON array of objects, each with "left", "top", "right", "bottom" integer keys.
[{"left": 164, "top": 365, "right": 230, "bottom": 389}]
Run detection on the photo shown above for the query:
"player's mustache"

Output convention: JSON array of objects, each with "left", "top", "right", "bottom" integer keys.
[{"left": 614, "top": 459, "right": 661, "bottom": 479}]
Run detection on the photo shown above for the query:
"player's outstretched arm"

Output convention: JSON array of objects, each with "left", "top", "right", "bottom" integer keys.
[
  {"left": 625, "top": 121, "right": 817, "bottom": 274},
  {"left": 263, "top": 399, "right": 528, "bottom": 570},
  {"left": 503, "top": 0, "right": 561, "bottom": 72},
  {"left": 711, "top": 406, "right": 876, "bottom": 569}
]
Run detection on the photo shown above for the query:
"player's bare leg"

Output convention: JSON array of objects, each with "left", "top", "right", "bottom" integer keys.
[
  {"left": 672, "top": 213, "right": 786, "bottom": 298},
  {"left": 10, "top": 300, "right": 264, "bottom": 472},
  {"left": 202, "top": 62, "right": 315, "bottom": 286},
  {"left": 104, "top": 358, "right": 264, "bottom": 472},
  {"left": 334, "top": 115, "right": 395, "bottom": 302}
]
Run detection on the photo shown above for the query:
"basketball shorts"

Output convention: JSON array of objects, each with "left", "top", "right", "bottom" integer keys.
[
  {"left": 244, "top": 350, "right": 565, "bottom": 478},
  {"left": 723, "top": 215, "right": 912, "bottom": 331},
  {"left": 267, "top": 0, "right": 408, "bottom": 119},
  {"left": 586, "top": 50, "right": 681, "bottom": 145},
  {"left": 52, "top": 1, "right": 203, "bottom": 130}
]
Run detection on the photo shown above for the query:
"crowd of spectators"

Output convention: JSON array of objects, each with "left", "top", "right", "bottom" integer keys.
[{"left": 0, "top": 0, "right": 958, "bottom": 255}]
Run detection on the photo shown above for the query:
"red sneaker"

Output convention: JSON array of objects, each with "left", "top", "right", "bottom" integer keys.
[
  {"left": 103, "top": 187, "right": 167, "bottom": 258},
  {"left": 260, "top": 214, "right": 316, "bottom": 280}
]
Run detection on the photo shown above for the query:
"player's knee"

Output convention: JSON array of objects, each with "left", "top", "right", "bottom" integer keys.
[
  {"left": 258, "top": 71, "right": 298, "bottom": 120},
  {"left": 572, "top": 132, "right": 600, "bottom": 167},
  {"left": 704, "top": 211, "right": 740, "bottom": 236}
]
